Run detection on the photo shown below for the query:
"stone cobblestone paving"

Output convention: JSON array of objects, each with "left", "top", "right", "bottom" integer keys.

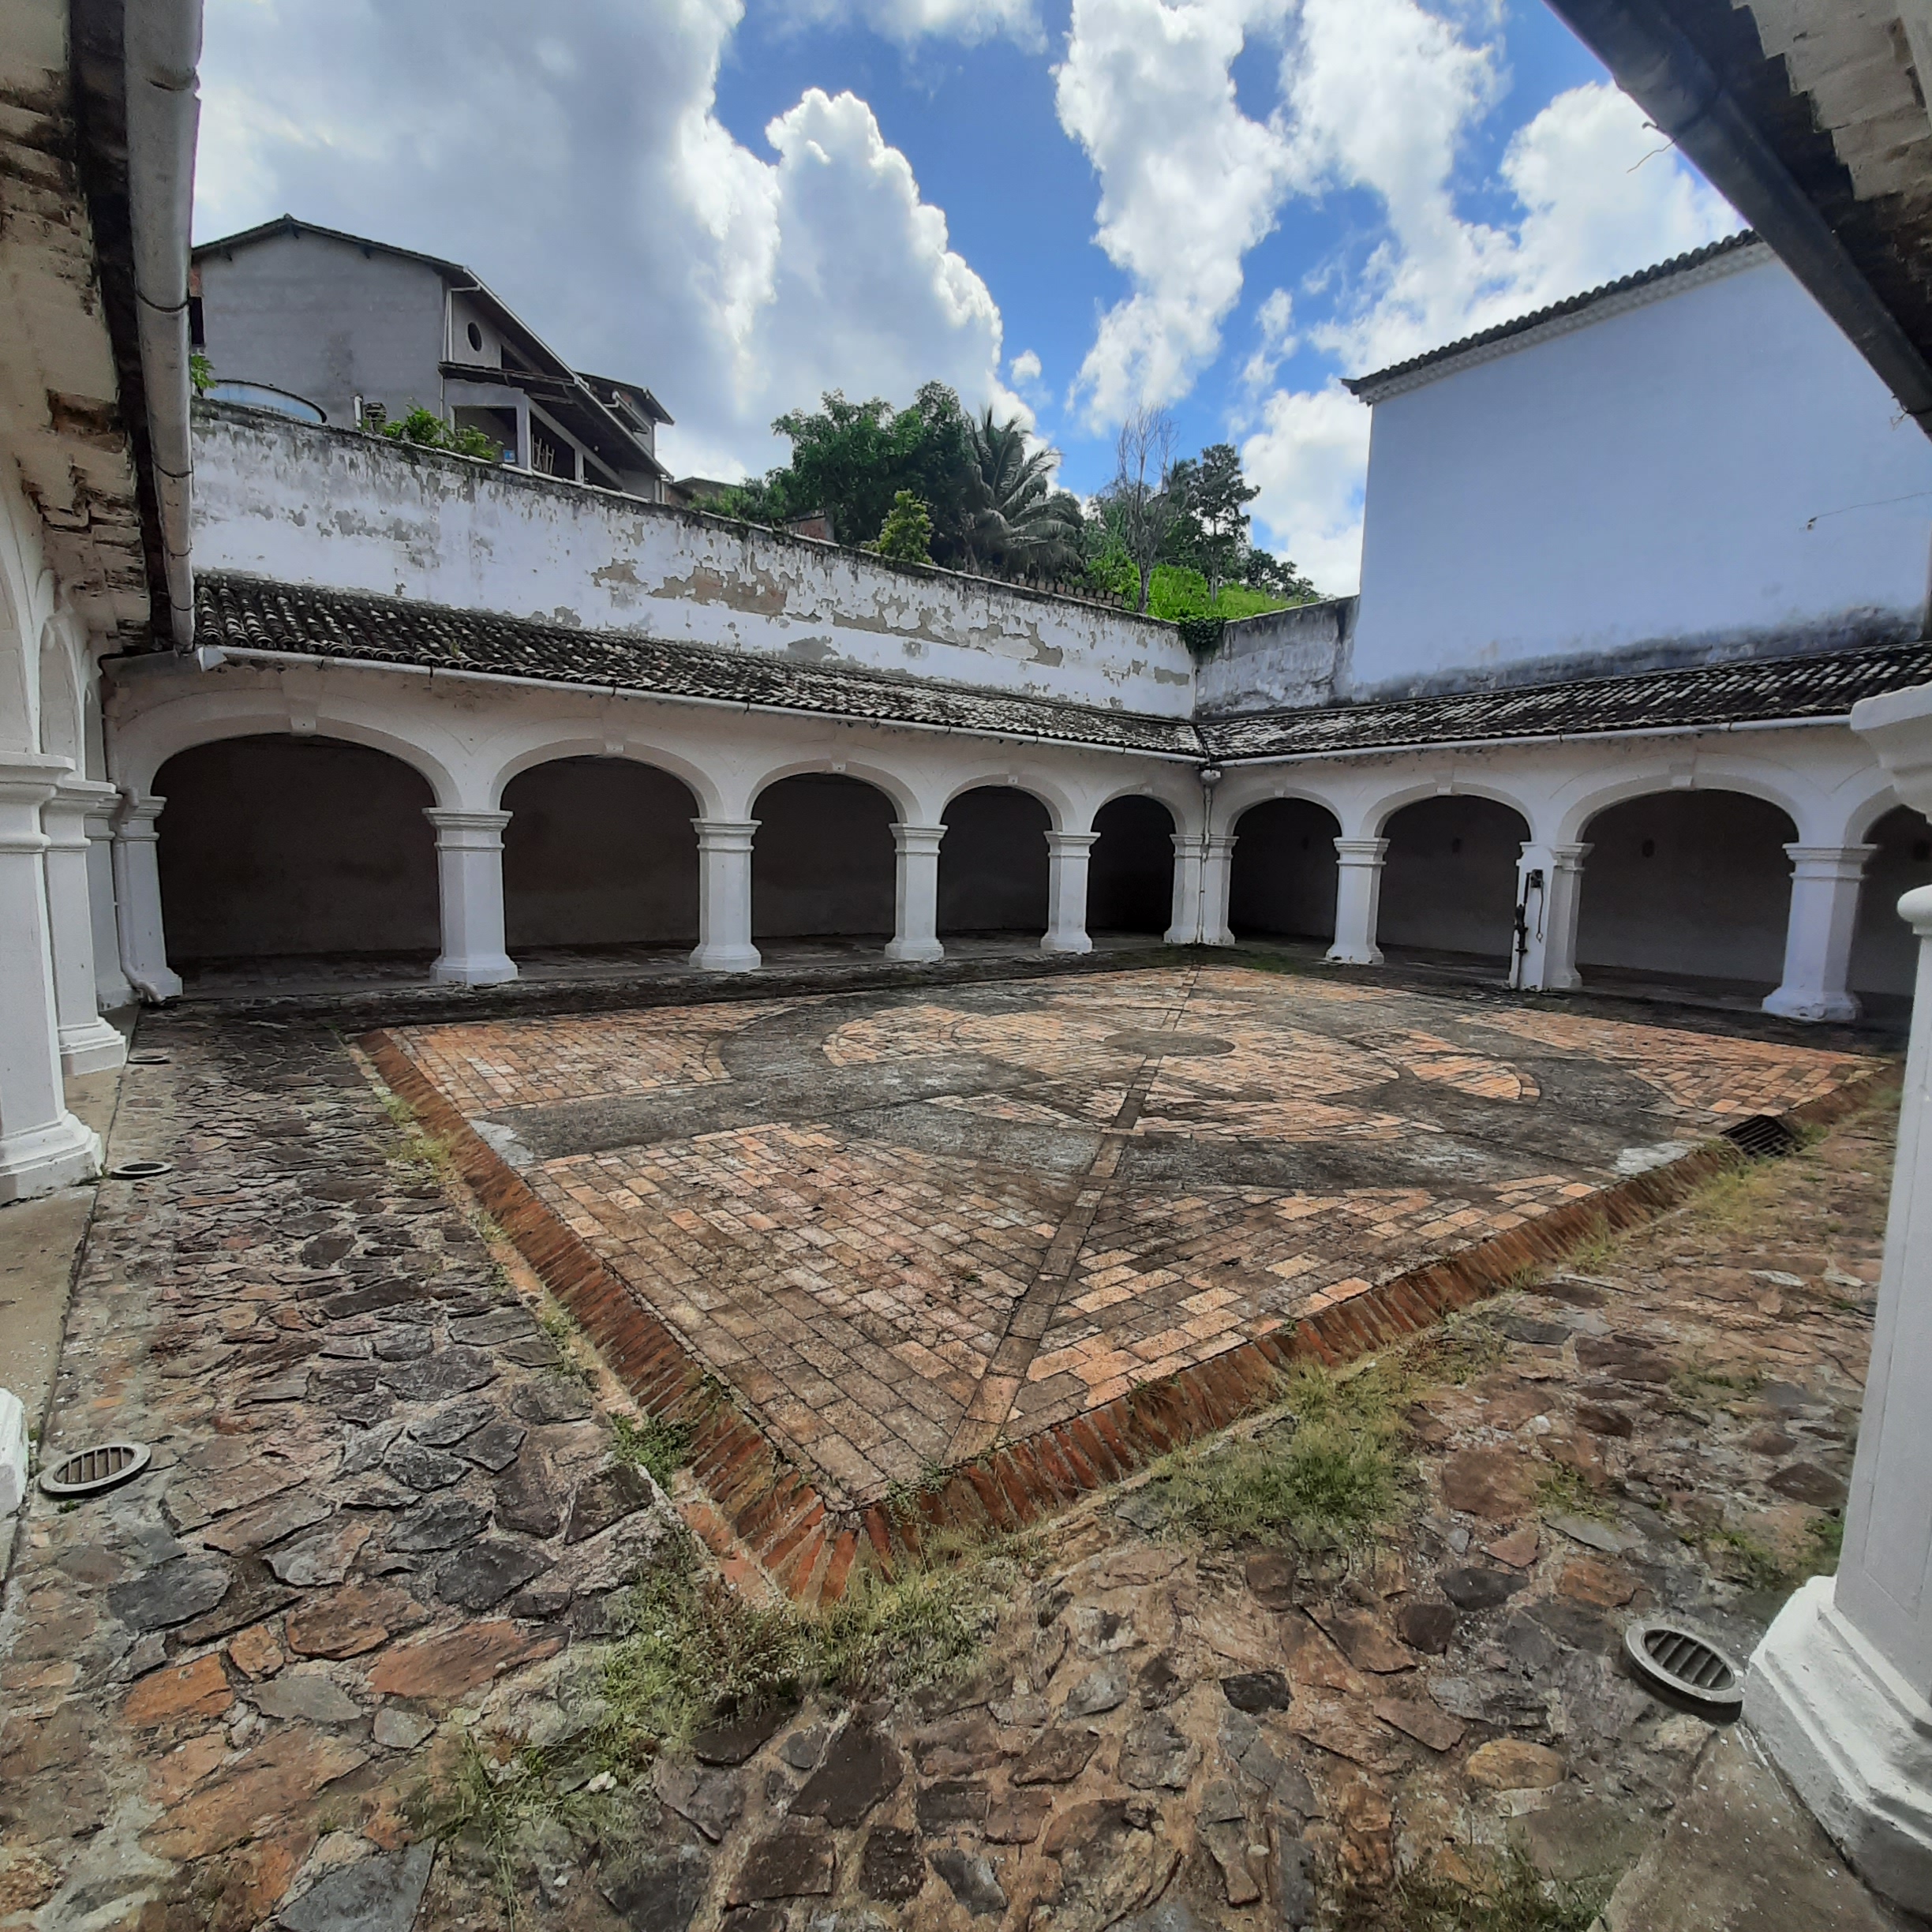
[{"left": 390, "top": 966, "right": 1879, "bottom": 1507}]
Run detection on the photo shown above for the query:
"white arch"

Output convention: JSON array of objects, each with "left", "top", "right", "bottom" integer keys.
[
  {"left": 1365, "top": 777, "right": 1537, "bottom": 840},
  {"left": 937, "top": 769, "right": 1076, "bottom": 833},
  {"left": 747, "top": 754, "right": 922, "bottom": 822},
  {"left": 1555, "top": 767, "right": 1811, "bottom": 845},
  {"left": 488, "top": 735, "right": 724, "bottom": 818},
  {"left": 1225, "top": 788, "right": 1345, "bottom": 836},
  {"left": 114, "top": 687, "right": 463, "bottom": 807},
  {"left": 1845, "top": 781, "right": 1919, "bottom": 846},
  {"left": 36, "top": 622, "right": 81, "bottom": 766},
  {"left": 1081, "top": 773, "right": 1196, "bottom": 837}
]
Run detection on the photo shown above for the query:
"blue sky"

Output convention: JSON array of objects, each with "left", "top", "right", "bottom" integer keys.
[{"left": 193, "top": 0, "right": 1738, "bottom": 590}]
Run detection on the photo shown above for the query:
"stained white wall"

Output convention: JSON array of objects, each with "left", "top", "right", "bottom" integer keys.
[
  {"left": 192, "top": 404, "right": 1196, "bottom": 717},
  {"left": 1350, "top": 246, "right": 1932, "bottom": 699}
]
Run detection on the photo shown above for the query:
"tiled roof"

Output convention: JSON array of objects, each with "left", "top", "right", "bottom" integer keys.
[
  {"left": 1346, "top": 232, "right": 1765, "bottom": 399},
  {"left": 193, "top": 574, "right": 1205, "bottom": 757},
  {"left": 1198, "top": 640, "right": 1932, "bottom": 761}
]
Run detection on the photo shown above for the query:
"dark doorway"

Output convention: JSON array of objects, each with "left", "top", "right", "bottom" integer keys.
[
  {"left": 752, "top": 773, "right": 897, "bottom": 940},
  {"left": 156, "top": 735, "right": 437, "bottom": 960},
  {"left": 1576, "top": 790, "right": 1796, "bottom": 987},
  {"left": 1089, "top": 796, "right": 1176, "bottom": 934},
  {"left": 939, "top": 788, "right": 1050, "bottom": 935},
  {"left": 1851, "top": 804, "right": 1932, "bottom": 1002},
  {"left": 1230, "top": 798, "right": 1340, "bottom": 941},
  {"left": 1379, "top": 795, "right": 1529, "bottom": 962},
  {"left": 502, "top": 758, "right": 698, "bottom": 949}
]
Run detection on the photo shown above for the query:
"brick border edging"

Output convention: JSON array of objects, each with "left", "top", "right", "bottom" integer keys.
[{"left": 363, "top": 1029, "right": 1885, "bottom": 1605}]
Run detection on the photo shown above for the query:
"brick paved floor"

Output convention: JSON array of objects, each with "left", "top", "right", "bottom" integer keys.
[{"left": 389, "top": 966, "right": 1880, "bottom": 1510}]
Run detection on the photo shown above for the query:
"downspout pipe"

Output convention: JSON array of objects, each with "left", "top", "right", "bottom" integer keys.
[
  {"left": 1543, "top": 0, "right": 1932, "bottom": 436},
  {"left": 123, "top": 0, "right": 204, "bottom": 647}
]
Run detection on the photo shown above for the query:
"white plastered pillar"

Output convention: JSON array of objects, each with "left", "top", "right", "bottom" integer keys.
[
  {"left": 1745, "top": 683, "right": 1932, "bottom": 1915},
  {"left": 1165, "top": 831, "right": 1203, "bottom": 945},
  {"left": 113, "top": 794, "right": 182, "bottom": 1002},
  {"left": 1513, "top": 841, "right": 1589, "bottom": 993},
  {"left": 84, "top": 800, "right": 133, "bottom": 1010},
  {"left": 43, "top": 778, "right": 126, "bottom": 1074},
  {"left": 1163, "top": 832, "right": 1236, "bottom": 945},
  {"left": 691, "top": 818, "right": 760, "bottom": 973},
  {"left": 886, "top": 823, "right": 946, "bottom": 964},
  {"left": 425, "top": 808, "right": 518, "bottom": 987},
  {"left": 1043, "top": 831, "right": 1096, "bottom": 956},
  {"left": 0, "top": 757, "right": 101, "bottom": 1200},
  {"left": 1762, "top": 844, "right": 1875, "bottom": 1024},
  {"left": 1327, "top": 837, "right": 1388, "bottom": 966}
]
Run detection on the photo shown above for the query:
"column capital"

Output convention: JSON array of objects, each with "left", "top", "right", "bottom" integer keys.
[
  {"left": 1784, "top": 842, "right": 1879, "bottom": 880},
  {"left": 691, "top": 817, "right": 759, "bottom": 853},
  {"left": 1045, "top": 831, "right": 1100, "bottom": 854},
  {"left": 43, "top": 778, "right": 118, "bottom": 849},
  {"left": 892, "top": 822, "right": 948, "bottom": 856},
  {"left": 118, "top": 794, "right": 167, "bottom": 839},
  {"left": 425, "top": 807, "right": 513, "bottom": 838},
  {"left": 1333, "top": 837, "right": 1391, "bottom": 864}
]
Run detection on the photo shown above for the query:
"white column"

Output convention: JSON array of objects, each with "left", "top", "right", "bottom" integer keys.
[
  {"left": 885, "top": 823, "right": 946, "bottom": 964},
  {"left": 84, "top": 801, "right": 133, "bottom": 1010},
  {"left": 1513, "top": 841, "right": 1589, "bottom": 993},
  {"left": 1043, "top": 831, "right": 1096, "bottom": 956},
  {"left": 1165, "top": 831, "right": 1203, "bottom": 945},
  {"left": 690, "top": 818, "right": 760, "bottom": 972},
  {"left": 1163, "top": 832, "right": 1237, "bottom": 945},
  {"left": 43, "top": 780, "right": 126, "bottom": 1074},
  {"left": 112, "top": 794, "right": 182, "bottom": 1002},
  {"left": 0, "top": 757, "right": 101, "bottom": 1202},
  {"left": 1327, "top": 837, "right": 1388, "bottom": 966},
  {"left": 1746, "top": 684, "right": 1932, "bottom": 1915},
  {"left": 425, "top": 808, "right": 518, "bottom": 987},
  {"left": 1763, "top": 844, "right": 1875, "bottom": 1023}
]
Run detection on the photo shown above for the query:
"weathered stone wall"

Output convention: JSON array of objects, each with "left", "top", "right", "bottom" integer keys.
[
  {"left": 191, "top": 404, "right": 1196, "bottom": 717},
  {"left": 1195, "top": 598, "right": 1357, "bottom": 716}
]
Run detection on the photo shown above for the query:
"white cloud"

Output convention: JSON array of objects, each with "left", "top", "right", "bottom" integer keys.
[
  {"left": 1239, "top": 0, "right": 1738, "bottom": 591},
  {"left": 1241, "top": 287, "right": 1296, "bottom": 390},
  {"left": 193, "top": 0, "right": 1019, "bottom": 480},
  {"left": 1010, "top": 348, "right": 1043, "bottom": 384},
  {"left": 778, "top": 0, "right": 1044, "bottom": 50},
  {"left": 1056, "top": 0, "right": 1292, "bottom": 425}
]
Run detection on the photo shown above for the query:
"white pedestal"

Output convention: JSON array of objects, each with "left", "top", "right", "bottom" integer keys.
[
  {"left": 84, "top": 804, "right": 133, "bottom": 1010},
  {"left": 1043, "top": 831, "right": 1096, "bottom": 955},
  {"left": 112, "top": 795, "right": 182, "bottom": 1002},
  {"left": 1762, "top": 844, "right": 1874, "bottom": 1024},
  {"left": 425, "top": 808, "right": 519, "bottom": 987},
  {"left": 885, "top": 823, "right": 946, "bottom": 964},
  {"left": 1327, "top": 837, "right": 1388, "bottom": 966},
  {"left": 691, "top": 818, "right": 761, "bottom": 972},
  {"left": 1513, "top": 841, "right": 1589, "bottom": 992},
  {"left": 44, "top": 781, "right": 127, "bottom": 1075}
]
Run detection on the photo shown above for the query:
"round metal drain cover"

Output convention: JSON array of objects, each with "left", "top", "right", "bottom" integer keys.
[
  {"left": 127, "top": 1051, "right": 170, "bottom": 1065},
  {"left": 108, "top": 1160, "right": 172, "bottom": 1180},
  {"left": 39, "top": 1441, "right": 151, "bottom": 1499},
  {"left": 1624, "top": 1619, "right": 1743, "bottom": 1715}
]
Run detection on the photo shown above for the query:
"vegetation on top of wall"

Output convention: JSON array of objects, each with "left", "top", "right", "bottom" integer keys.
[
  {"left": 363, "top": 401, "right": 504, "bottom": 462},
  {"left": 868, "top": 489, "right": 934, "bottom": 565}
]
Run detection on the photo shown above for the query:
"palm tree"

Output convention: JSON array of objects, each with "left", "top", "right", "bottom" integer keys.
[{"left": 964, "top": 409, "right": 1084, "bottom": 581}]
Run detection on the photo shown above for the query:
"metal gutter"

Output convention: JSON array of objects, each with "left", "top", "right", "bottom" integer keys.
[
  {"left": 1541, "top": 0, "right": 1932, "bottom": 434},
  {"left": 123, "top": 0, "right": 202, "bottom": 644}
]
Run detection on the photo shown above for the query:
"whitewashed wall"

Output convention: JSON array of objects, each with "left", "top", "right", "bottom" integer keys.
[
  {"left": 192, "top": 405, "right": 1196, "bottom": 717},
  {"left": 1349, "top": 244, "right": 1932, "bottom": 700}
]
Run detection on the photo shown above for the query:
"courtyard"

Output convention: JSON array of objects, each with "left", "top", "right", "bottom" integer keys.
[{"left": 380, "top": 964, "right": 1878, "bottom": 1511}]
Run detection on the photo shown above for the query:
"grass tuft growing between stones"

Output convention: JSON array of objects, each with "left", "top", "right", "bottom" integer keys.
[
  {"left": 608, "top": 1412, "right": 695, "bottom": 1488},
  {"left": 1336, "top": 1848, "right": 1612, "bottom": 1932},
  {"left": 430, "top": 1735, "right": 586, "bottom": 1920},
  {"left": 592, "top": 1527, "right": 1024, "bottom": 1769}
]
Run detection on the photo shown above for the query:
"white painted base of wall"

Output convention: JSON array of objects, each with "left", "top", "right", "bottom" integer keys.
[
  {"left": 1746, "top": 1574, "right": 1932, "bottom": 1915},
  {"left": 1762, "top": 987, "right": 1863, "bottom": 1023},
  {"left": 1040, "top": 934, "right": 1093, "bottom": 956},
  {"left": 58, "top": 1016, "right": 127, "bottom": 1077},
  {"left": 0, "top": 1111, "right": 101, "bottom": 1205},
  {"left": 0, "top": 1387, "right": 26, "bottom": 1518},
  {"left": 430, "top": 954, "right": 519, "bottom": 987},
  {"left": 688, "top": 942, "right": 762, "bottom": 973},
  {"left": 884, "top": 938, "right": 945, "bottom": 964}
]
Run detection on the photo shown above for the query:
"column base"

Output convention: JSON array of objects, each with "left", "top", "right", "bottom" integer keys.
[
  {"left": 689, "top": 942, "right": 762, "bottom": 974},
  {"left": 0, "top": 1112, "right": 102, "bottom": 1204},
  {"left": 128, "top": 963, "right": 184, "bottom": 1004},
  {"left": 431, "top": 954, "right": 519, "bottom": 987},
  {"left": 1745, "top": 1574, "right": 1932, "bottom": 1915},
  {"left": 885, "top": 938, "right": 945, "bottom": 964},
  {"left": 1326, "top": 942, "right": 1383, "bottom": 967},
  {"left": 1762, "top": 986, "right": 1861, "bottom": 1023},
  {"left": 95, "top": 968, "right": 136, "bottom": 1011},
  {"left": 58, "top": 1016, "right": 128, "bottom": 1077},
  {"left": 1041, "top": 932, "right": 1092, "bottom": 957}
]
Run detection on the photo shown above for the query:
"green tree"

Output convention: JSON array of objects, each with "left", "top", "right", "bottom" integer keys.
[
  {"left": 872, "top": 489, "right": 934, "bottom": 564},
  {"left": 1098, "top": 407, "right": 1180, "bottom": 613},
  {"left": 1166, "top": 443, "right": 1258, "bottom": 605},
  {"left": 373, "top": 403, "right": 502, "bottom": 462},
  {"left": 1244, "top": 549, "right": 1318, "bottom": 601},
  {"left": 963, "top": 408, "right": 1084, "bottom": 580}
]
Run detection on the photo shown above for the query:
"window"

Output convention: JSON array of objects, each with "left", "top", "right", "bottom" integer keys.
[{"left": 466, "top": 320, "right": 484, "bottom": 352}]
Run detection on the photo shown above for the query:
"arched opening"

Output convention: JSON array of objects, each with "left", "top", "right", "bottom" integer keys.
[
  {"left": 156, "top": 735, "right": 438, "bottom": 963},
  {"left": 1089, "top": 796, "right": 1176, "bottom": 935},
  {"left": 1229, "top": 798, "right": 1340, "bottom": 942},
  {"left": 502, "top": 758, "right": 698, "bottom": 953},
  {"left": 1851, "top": 804, "right": 1932, "bottom": 1005},
  {"left": 1576, "top": 790, "right": 1797, "bottom": 990},
  {"left": 939, "top": 788, "right": 1050, "bottom": 937},
  {"left": 1379, "top": 795, "right": 1528, "bottom": 964},
  {"left": 751, "top": 773, "right": 897, "bottom": 942}
]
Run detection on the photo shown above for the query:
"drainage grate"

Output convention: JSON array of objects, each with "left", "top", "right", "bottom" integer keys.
[
  {"left": 107, "top": 1159, "right": 173, "bottom": 1181},
  {"left": 1623, "top": 1619, "right": 1744, "bottom": 1716},
  {"left": 39, "top": 1441, "right": 152, "bottom": 1500},
  {"left": 1719, "top": 1114, "right": 1800, "bottom": 1162}
]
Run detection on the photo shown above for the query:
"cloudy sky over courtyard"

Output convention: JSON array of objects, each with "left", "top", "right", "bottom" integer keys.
[{"left": 193, "top": 0, "right": 1739, "bottom": 592}]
